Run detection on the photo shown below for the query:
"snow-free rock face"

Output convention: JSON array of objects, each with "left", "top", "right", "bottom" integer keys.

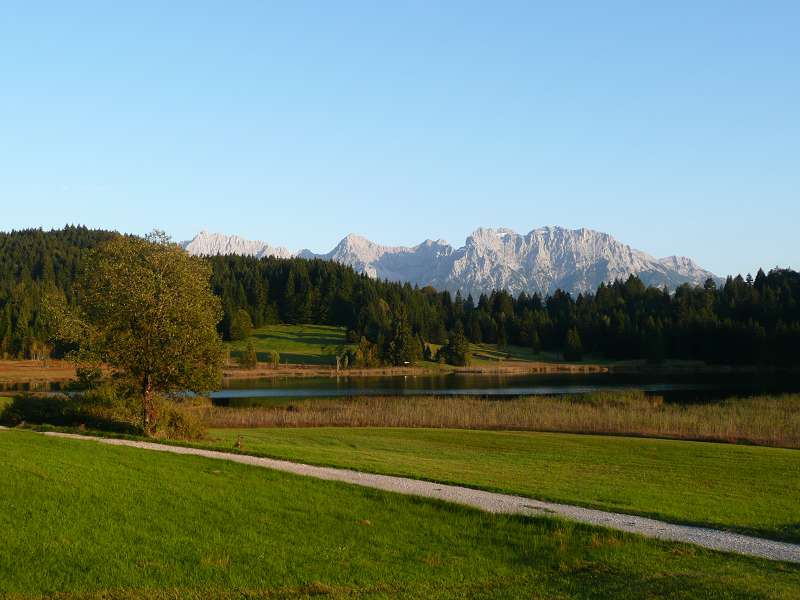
[
  {"left": 182, "top": 230, "right": 294, "bottom": 259},
  {"left": 182, "top": 227, "right": 717, "bottom": 296}
]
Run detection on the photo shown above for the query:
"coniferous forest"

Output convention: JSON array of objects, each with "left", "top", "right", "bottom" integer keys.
[{"left": 1, "top": 227, "right": 799, "bottom": 367}]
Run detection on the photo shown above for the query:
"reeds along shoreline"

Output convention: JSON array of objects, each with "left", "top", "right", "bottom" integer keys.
[{"left": 198, "top": 391, "right": 800, "bottom": 449}]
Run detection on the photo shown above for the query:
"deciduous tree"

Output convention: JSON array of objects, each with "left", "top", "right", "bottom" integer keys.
[{"left": 53, "top": 231, "right": 223, "bottom": 434}]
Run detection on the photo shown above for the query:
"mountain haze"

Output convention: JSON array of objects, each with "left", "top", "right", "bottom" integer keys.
[{"left": 183, "top": 227, "right": 717, "bottom": 297}]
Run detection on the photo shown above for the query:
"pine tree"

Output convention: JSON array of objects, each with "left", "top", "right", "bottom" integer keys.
[
  {"left": 230, "top": 309, "right": 253, "bottom": 341},
  {"left": 563, "top": 327, "right": 583, "bottom": 361},
  {"left": 385, "top": 310, "right": 420, "bottom": 365},
  {"left": 530, "top": 328, "right": 541, "bottom": 354},
  {"left": 442, "top": 321, "right": 471, "bottom": 366},
  {"left": 422, "top": 343, "right": 432, "bottom": 362}
]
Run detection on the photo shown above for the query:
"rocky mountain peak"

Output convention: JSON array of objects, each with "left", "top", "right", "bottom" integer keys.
[{"left": 182, "top": 227, "right": 717, "bottom": 296}]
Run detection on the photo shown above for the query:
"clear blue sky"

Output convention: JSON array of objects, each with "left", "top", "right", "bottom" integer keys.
[{"left": 1, "top": 1, "right": 797, "bottom": 277}]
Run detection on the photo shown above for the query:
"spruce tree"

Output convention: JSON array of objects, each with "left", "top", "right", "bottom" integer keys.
[
  {"left": 563, "top": 327, "right": 583, "bottom": 361},
  {"left": 443, "top": 321, "right": 471, "bottom": 366},
  {"left": 530, "top": 328, "right": 541, "bottom": 354}
]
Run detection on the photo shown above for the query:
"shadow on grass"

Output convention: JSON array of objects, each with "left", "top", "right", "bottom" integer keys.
[
  {"left": 228, "top": 350, "right": 336, "bottom": 365},
  {"left": 276, "top": 352, "right": 336, "bottom": 365},
  {"left": 0, "top": 394, "right": 142, "bottom": 435},
  {"left": 252, "top": 332, "right": 346, "bottom": 347}
]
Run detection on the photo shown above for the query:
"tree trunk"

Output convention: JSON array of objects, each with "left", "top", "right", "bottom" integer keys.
[{"left": 142, "top": 377, "right": 156, "bottom": 435}]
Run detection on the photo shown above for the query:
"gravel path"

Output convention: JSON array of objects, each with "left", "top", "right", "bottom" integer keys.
[{"left": 33, "top": 430, "right": 800, "bottom": 564}]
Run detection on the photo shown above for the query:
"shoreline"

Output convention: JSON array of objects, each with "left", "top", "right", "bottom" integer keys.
[
  {"left": 2, "top": 358, "right": 798, "bottom": 387},
  {"left": 221, "top": 362, "right": 800, "bottom": 381},
  {"left": 221, "top": 361, "right": 609, "bottom": 380}
]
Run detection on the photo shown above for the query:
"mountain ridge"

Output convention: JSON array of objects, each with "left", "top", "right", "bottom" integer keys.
[{"left": 183, "top": 227, "right": 718, "bottom": 297}]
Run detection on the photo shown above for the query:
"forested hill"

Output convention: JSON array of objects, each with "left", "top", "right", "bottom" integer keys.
[
  {"left": 0, "top": 227, "right": 117, "bottom": 358},
  {"left": 1, "top": 227, "right": 799, "bottom": 366}
]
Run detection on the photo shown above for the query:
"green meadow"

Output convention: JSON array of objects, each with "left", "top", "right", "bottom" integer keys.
[
  {"left": 203, "top": 427, "right": 800, "bottom": 543},
  {"left": 225, "top": 324, "right": 570, "bottom": 367},
  {"left": 2, "top": 429, "right": 799, "bottom": 599},
  {"left": 227, "top": 324, "right": 350, "bottom": 365},
  {"left": 469, "top": 342, "right": 572, "bottom": 364}
]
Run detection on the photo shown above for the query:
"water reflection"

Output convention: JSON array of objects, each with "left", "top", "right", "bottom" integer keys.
[{"left": 212, "top": 372, "right": 800, "bottom": 407}]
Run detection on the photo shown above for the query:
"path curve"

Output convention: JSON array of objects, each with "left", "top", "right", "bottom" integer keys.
[{"left": 36, "top": 431, "right": 800, "bottom": 564}]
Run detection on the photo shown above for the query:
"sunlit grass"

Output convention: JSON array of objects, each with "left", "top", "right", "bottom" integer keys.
[
  {"left": 1, "top": 429, "right": 799, "bottom": 599},
  {"left": 201, "top": 426, "right": 800, "bottom": 544},
  {"left": 227, "top": 324, "right": 351, "bottom": 365}
]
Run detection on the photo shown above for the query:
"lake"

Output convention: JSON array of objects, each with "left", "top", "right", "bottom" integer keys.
[
  {"left": 212, "top": 372, "right": 800, "bottom": 407},
  {"left": 4, "top": 371, "right": 797, "bottom": 406}
]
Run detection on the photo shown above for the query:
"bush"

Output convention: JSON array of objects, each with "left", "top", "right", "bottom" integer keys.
[
  {"left": 238, "top": 342, "right": 258, "bottom": 369},
  {"left": 0, "top": 386, "right": 207, "bottom": 440},
  {"left": 75, "top": 364, "right": 104, "bottom": 389},
  {"left": 268, "top": 350, "right": 280, "bottom": 369},
  {"left": 152, "top": 399, "right": 207, "bottom": 440},
  {"left": 0, "top": 385, "right": 141, "bottom": 434}
]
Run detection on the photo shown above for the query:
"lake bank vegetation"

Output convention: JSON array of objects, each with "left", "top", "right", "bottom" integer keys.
[
  {"left": 5, "top": 390, "right": 799, "bottom": 448},
  {"left": 199, "top": 391, "right": 800, "bottom": 449}
]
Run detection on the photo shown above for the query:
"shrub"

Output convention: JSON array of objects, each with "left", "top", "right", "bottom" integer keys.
[
  {"left": 0, "top": 389, "right": 208, "bottom": 440},
  {"left": 75, "top": 364, "right": 104, "bottom": 389},
  {"left": 0, "top": 385, "right": 141, "bottom": 434},
  {"left": 238, "top": 342, "right": 258, "bottom": 369},
  {"left": 268, "top": 350, "right": 280, "bottom": 369},
  {"left": 153, "top": 399, "right": 207, "bottom": 440}
]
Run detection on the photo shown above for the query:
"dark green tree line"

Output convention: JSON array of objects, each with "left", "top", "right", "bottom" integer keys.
[{"left": 2, "top": 227, "right": 799, "bottom": 367}]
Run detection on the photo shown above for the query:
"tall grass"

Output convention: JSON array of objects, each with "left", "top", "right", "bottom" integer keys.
[{"left": 199, "top": 391, "right": 800, "bottom": 448}]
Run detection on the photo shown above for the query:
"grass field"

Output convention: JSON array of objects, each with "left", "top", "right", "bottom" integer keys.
[
  {"left": 226, "top": 324, "right": 581, "bottom": 368},
  {"left": 1, "top": 429, "right": 799, "bottom": 599},
  {"left": 228, "top": 324, "right": 351, "bottom": 365},
  {"left": 0, "top": 359, "right": 76, "bottom": 383},
  {"left": 201, "top": 427, "right": 800, "bottom": 543},
  {"left": 470, "top": 342, "right": 571, "bottom": 365}
]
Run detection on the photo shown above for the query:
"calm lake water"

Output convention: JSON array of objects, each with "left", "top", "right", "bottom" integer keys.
[
  {"left": 211, "top": 372, "right": 800, "bottom": 407},
  {"left": 4, "top": 372, "right": 797, "bottom": 406}
]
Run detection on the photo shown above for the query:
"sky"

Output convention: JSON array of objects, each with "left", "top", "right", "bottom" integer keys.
[{"left": 1, "top": 1, "right": 798, "bottom": 277}]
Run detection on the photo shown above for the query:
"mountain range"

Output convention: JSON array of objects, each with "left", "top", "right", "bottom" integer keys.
[{"left": 183, "top": 227, "right": 717, "bottom": 297}]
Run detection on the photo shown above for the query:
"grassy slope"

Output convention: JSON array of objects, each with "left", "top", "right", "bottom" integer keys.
[
  {"left": 226, "top": 324, "right": 579, "bottom": 367},
  {"left": 470, "top": 342, "right": 569, "bottom": 365},
  {"left": 228, "top": 324, "right": 350, "bottom": 365},
  {"left": 1, "top": 430, "right": 799, "bottom": 599},
  {"left": 204, "top": 428, "right": 800, "bottom": 543}
]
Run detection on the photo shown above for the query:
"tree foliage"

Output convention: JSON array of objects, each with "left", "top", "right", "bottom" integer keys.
[
  {"left": 440, "top": 322, "right": 471, "bottom": 366},
  {"left": 230, "top": 308, "right": 253, "bottom": 341},
  {"left": 239, "top": 342, "right": 258, "bottom": 369},
  {"left": 51, "top": 231, "right": 223, "bottom": 433},
  {"left": 563, "top": 327, "right": 583, "bottom": 361}
]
